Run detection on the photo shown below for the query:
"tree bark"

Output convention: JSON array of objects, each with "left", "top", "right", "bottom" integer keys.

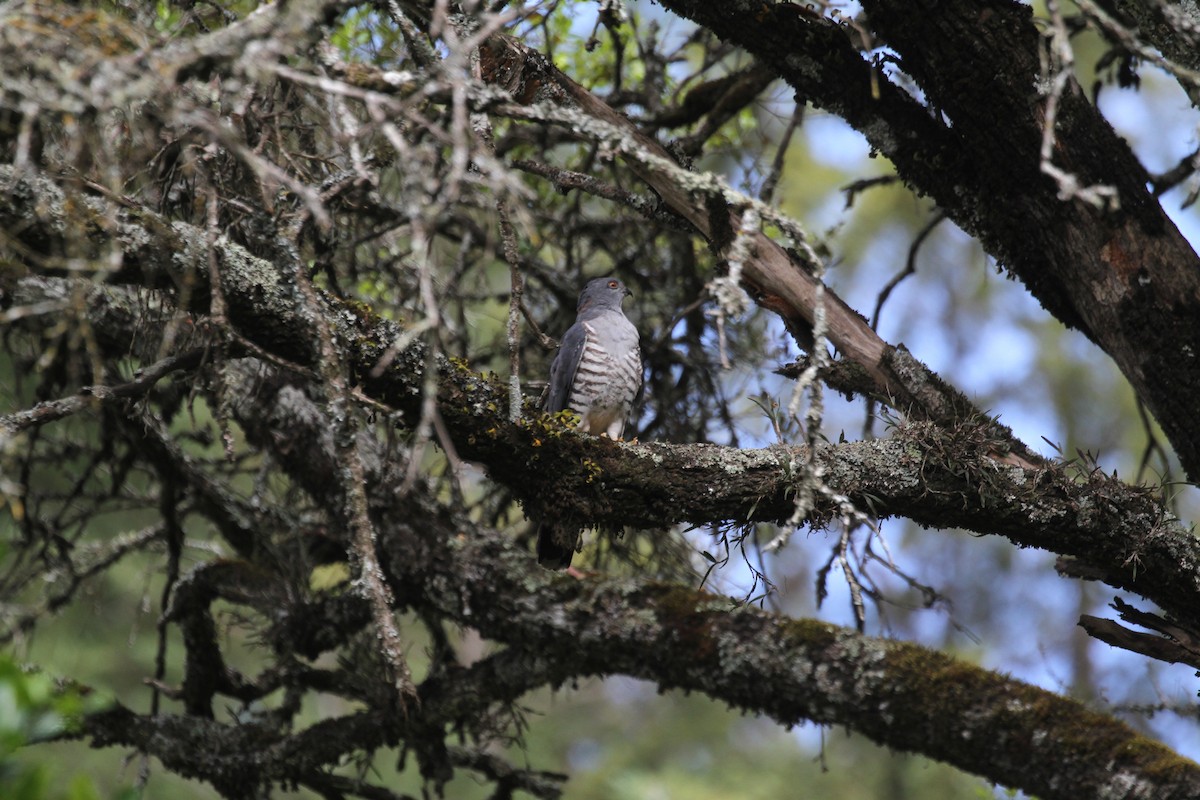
[
  {"left": 653, "top": 0, "right": 1200, "bottom": 483},
  {"left": 7, "top": 168, "right": 1199, "bottom": 639},
  {"left": 5, "top": 2, "right": 1200, "bottom": 796}
]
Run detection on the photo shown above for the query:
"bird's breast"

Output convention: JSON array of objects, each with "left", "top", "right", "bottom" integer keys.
[{"left": 566, "top": 320, "right": 642, "bottom": 424}]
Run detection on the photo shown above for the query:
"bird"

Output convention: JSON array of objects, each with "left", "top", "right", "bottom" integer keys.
[{"left": 536, "top": 276, "right": 642, "bottom": 567}]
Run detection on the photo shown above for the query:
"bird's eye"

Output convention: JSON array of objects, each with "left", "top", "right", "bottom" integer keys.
[{"left": 608, "top": 280, "right": 618, "bottom": 288}]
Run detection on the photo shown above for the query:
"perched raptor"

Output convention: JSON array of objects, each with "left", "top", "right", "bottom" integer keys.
[{"left": 537, "top": 276, "right": 642, "bottom": 567}]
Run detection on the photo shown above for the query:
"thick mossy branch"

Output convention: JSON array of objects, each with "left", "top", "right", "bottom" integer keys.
[
  {"left": 372, "top": 358, "right": 1200, "bottom": 627},
  {"left": 377, "top": 525, "right": 1200, "bottom": 800},
  {"left": 6, "top": 162, "right": 1199, "bottom": 628},
  {"left": 75, "top": 506, "right": 1200, "bottom": 800}
]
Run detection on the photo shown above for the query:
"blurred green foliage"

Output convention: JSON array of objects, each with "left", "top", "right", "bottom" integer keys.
[{"left": 0, "top": 655, "right": 132, "bottom": 800}]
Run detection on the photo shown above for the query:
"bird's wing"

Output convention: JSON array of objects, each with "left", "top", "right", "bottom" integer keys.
[{"left": 545, "top": 321, "right": 588, "bottom": 412}]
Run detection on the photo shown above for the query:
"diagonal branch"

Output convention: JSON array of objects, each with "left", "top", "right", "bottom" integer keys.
[
  {"left": 320, "top": 32, "right": 1043, "bottom": 465},
  {"left": 472, "top": 33, "right": 1046, "bottom": 471},
  {"left": 654, "top": 0, "right": 1200, "bottom": 482}
]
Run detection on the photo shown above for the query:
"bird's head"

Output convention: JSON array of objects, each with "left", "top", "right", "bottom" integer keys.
[{"left": 577, "top": 276, "right": 632, "bottom": 313}]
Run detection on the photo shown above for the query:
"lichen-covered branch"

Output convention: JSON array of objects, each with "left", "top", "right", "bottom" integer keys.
[
  {"left": 655, "top": 0, "right": 1200, "bottom": 482},
  {"left": 67, "top": 431, "right": 1200, "bottom": 799},
  {"left": 376, "top": 520, "right": 1200, "bottom": 800},
  {"left": 6, "top": 167, "right": 1197, "bottom": 630},
  {"left": 6, "top": 4, "right": 1200, "bottom": 795}
]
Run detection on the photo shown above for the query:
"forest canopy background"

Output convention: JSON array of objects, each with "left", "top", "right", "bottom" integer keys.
[{"left": 3, "top": 1, "right": 1200, "bottom": 799}]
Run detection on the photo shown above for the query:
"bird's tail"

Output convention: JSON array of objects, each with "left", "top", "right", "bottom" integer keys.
[{"left": 534, "top": 518, "right": 576, "bottom": 569}]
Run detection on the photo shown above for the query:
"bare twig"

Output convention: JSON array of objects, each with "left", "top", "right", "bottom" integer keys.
[
  {"left": 1038, "top": 1, "right": 1120, "bottom": 210},
  {"left": 0, "top": 349, "right": 206, "bottom": 438}
]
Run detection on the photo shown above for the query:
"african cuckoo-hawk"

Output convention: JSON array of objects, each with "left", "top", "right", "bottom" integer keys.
[{"left": 536, "top": 276, "right": 642, "bottom": 567}]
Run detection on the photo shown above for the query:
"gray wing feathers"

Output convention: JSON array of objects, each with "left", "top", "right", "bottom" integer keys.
[
  {"left": 545, "top": 321, "right": 587, "bottom": 413},
  {"left": 536, "top": 280, "right": 638, "bottom": 568}
]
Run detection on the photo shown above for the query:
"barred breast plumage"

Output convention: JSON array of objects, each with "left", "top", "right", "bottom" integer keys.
[{"left": 567, "top": 317, "right": 641, "bottom": 439}]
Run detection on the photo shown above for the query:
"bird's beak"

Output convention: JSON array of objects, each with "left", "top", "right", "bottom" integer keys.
[{"left": 624, "top": 287, "right": 633, "bottom": 299}]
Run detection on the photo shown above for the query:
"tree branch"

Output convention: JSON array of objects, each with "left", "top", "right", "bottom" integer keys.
[
  {"left": 69, "top": 381, "right": 1200, "bottom": 799},
  {"left": 1080, "top": 597, "right": 1200, "bottom": 670},
  {"left": 9, "top": 238, "right": 1200, "bottom": 636},
  {"left": 654, "top": 0, "right": 1200, "bottom": 481},
  {"left": 377, "top": 519, "right": 1200, "bottom": 800}
]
